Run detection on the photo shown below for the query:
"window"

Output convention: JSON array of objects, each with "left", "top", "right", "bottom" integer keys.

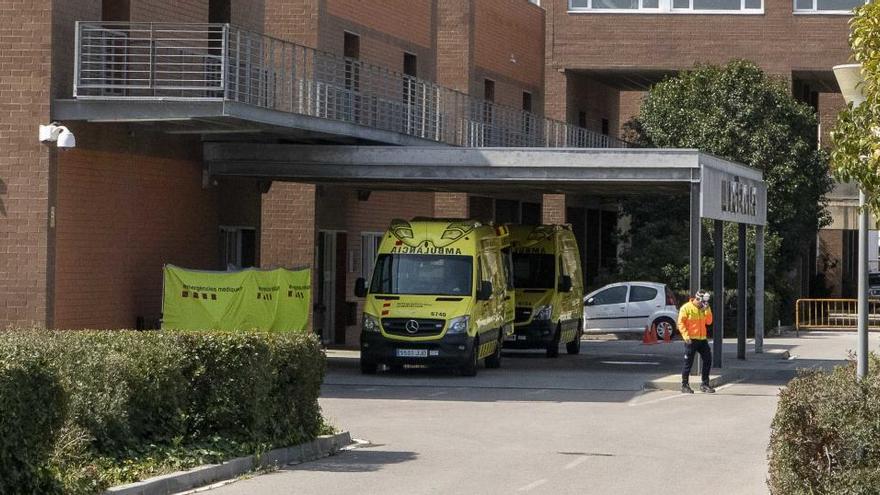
[
  {"left": 513, "top": 253, "right": 556, "bottom": 289},
  {"left": 522, "top": 92, "right": 533, "bottom": 113},
  {"left": 484, "top": 79, "right": 495, "bottom": 102},
  {"left": 361, "top": 232, "right": 383, "bottom": 282},
  {"left": 569, "top": 0, "right": 762, "bottom": 12},
  {"left": 403, "top": 53, "right": 417, "bottom": 77},
  {"left": 601, "top": 118, "right": 610, "bottom": 136},
  {"left": 219, "top": 227, "right": 256, "bottom": 269},
  {"left": 591, "top": 286, "right": 628, "bottom": 305},
  {"left": 794, "top": 0, "right": 865, "bottom": 13},
  {"left": 629, "top": 285, "right": 658, "bottom": 303},
  {"left": 578, "top": 111, "right": 587, "bottom": 128}
]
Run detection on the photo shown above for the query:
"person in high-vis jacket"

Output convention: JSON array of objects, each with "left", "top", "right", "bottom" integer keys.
[{"left": 678, "top": 291, "right": 715, "bottom": 394}]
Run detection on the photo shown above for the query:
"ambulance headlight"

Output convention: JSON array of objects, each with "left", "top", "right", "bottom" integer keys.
[
  {"left": 534, "top": 305, "right": 552, "bottom": 321},
  {"left": 447, "top": 315, "right": 469, "bottom": 334},
  {"left": 362, "top": 314, "right": 380, "bottom": 333}
]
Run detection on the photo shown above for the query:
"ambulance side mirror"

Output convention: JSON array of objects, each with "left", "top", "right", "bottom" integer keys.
[
  {"left": 559, "top": 275, "right": 573, "bottom": 293},
  {"left": 354, "top": 278, "right": 367, "bottom": 298},
  {"left": 477, "top": 281, "right": 493, "bottom": 301}
]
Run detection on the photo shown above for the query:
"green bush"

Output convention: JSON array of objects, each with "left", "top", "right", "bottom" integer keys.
[
  {"left": 769, "top": 354, "right": 880, "bottom": 494},
  {"left": 0, "top": 345, "right": 67, "bottom": 494},
  {"left": 0, "top": 330, "right": 326, "bottom": 494}
]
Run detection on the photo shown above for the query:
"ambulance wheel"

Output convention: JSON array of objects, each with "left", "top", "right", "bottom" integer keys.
[
  {"left": 460, "top": 338, "right": 479, "bottom": 377},
  {"left": 360, "top": 360, "right": 378, "bottom": 375},
  {"left": 485, "top": 334, "right": 502, "bottom": 369},
  {"left": 566, "top": 322, "right": 582, "bottom": 355},
  {"left": 546, "top": 325, "right": 560, "bottom": 358}
]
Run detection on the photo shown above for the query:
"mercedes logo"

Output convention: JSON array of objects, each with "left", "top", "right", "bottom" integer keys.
[{"left": 405, "top": 319, "right": 420, "bottom": 334}]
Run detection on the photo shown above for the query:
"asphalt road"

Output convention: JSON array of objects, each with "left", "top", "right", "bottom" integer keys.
[{"left": 206, "top": 332, "right": 870, "bottom": 495}]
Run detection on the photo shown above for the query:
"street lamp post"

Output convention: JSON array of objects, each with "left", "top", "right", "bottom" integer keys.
[{"left": 833, "top": 63, "right": 870, "bottom": 380}]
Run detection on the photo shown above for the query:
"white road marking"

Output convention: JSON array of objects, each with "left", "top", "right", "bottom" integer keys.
[
  {"left": 564, "top": 456, "right": 590, "bottom": 470},
  {"left": 518, "top": 479, "right": 548, "bottom": 491},
  {"left": 628, "top": 392, "right": 688, "bottom": 407},
  {"left": 357, "top": 387, "right": 378, "bottom": 392},
  {"left": 427, "top": 391, "right": 447, "bottom": 397},
  {"left": 600, "top": 361, "right": 660, "bottom": 366},
  {"left": 526, "top": 389, "right": 549, "bottom": 395}
]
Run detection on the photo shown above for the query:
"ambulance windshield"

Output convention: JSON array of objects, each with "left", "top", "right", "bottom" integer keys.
[
  {"left": 512, "top": 253, "right": 555, "bottom": 289},
  {"left": 370, "top": 254, "right": 473, "bottom": 296}
]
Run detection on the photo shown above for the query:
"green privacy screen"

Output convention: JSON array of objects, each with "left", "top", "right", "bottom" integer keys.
[{"left": 162, "top": 265, "right": 311, "bottom": 332}]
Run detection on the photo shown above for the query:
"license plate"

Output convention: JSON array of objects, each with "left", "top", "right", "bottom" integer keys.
[
  {"left": 396, "top": 349, "right": 428, "bottom": 358},
  {"left": 517, "top": 335, "right": 527, "bottom": 341}
]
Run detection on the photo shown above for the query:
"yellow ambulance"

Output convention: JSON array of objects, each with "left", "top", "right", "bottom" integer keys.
[
  {"left": 355, "top": 219, "right": 512, "bottom": 376},
  {"left": 505, "top": 224, "right": 584, "bottom": 357}
]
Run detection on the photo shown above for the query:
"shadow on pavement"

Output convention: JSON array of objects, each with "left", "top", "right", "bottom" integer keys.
[{"left": 281, "top": 448, "right": 418, "bottom": 473}]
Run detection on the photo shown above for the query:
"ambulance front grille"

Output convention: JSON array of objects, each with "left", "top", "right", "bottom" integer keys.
[{"left": 382, "top": 318, "right": 446, "bottom": 337}]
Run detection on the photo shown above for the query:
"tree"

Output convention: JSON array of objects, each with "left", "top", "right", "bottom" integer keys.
[
  {"left": 619, "top": 60, "right": 832, "bottom": 324},
  {"left": 831, "top": 2, "right": 880, "bottom": 213}
]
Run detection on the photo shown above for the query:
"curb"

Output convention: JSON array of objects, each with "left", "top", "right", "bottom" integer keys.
[{"left": 105, "top": 431, "right": 353, "bottom": 495}]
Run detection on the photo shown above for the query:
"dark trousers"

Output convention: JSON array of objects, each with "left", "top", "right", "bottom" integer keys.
[{"left": 682, "top": 339, "right": 712, "bottom": 386}]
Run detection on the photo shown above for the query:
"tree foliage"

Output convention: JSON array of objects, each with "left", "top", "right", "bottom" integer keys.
[
  {"left": 619, "top": 60, "right": 832, "bottom": 322},
  {"left": 830, "top": 2, "right": 880, "bottom": 213}
]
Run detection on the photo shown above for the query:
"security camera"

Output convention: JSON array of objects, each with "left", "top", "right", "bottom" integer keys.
[{"left": 39, "top": 122, "right": 76, "bottom": 149}]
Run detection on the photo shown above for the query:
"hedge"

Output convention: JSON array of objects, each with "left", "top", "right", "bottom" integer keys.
[
  {"left": 769, "top": 354, "right": 880, "bottom": 494},
  {"left": 0, "top": 330, "right": 326, "bottom": 495}
]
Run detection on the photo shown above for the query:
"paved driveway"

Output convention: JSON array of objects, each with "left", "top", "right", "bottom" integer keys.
[{"left": 207, "top": 332, "right": 871, "bottom": 495}]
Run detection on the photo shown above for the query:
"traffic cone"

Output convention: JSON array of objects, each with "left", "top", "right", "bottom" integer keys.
[
  {"left": 642, "top": 325, "right": 658, "bottom": 345},
  {"left": 663, "top": 324, "right": 672, "bottom": 344}
]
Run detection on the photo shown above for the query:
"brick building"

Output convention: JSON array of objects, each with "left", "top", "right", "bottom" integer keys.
[
  {"left": 542, "top": 0, "right": 866, "bottom": 297},
  {"left": 0, "top": 0, "right": 567, "bottom": 344},
  {"left": 0, "top": 0, "right": 859, "bottom": 340}
]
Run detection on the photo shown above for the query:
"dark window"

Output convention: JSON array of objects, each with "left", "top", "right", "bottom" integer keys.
[
  {"left": 601, "top": 118, "right": 610, "bottom": 136},
  {"left": 484, "top": 79, "right": 495, "bottom": 102},
  {"left": 495, "top": 199, "right": 520, "bottom": 224},
  {"left": 521, "top": 202, "right": 541, "bottom": 225},
  {"left": 512, "top": 253, "right": 556, "bottom": 289},
  {"left": 403, "top": 53, "right": 417, "bottom": 77},
  {"left": 591, "top": 286, "right": 628, "bottom": 306},
  {"left": 629, "top": 285, "right": 658, "bottom": 303},
  {"left": 208, "top": 0, "right": 230, "bottom": 23},
  {"left": 522, "top": 92, "right": 532, "bottom": 112},
  {"left": 578, "top": 111, "right": 587, "bottom": 128},
  {"left": 102, "top": 0, "right": 130, "bottom": 21},
  {"left": 344, "top": 32, "right": 360, "bottom": 59},
  {"left": 370, "top": 254, "right": 473, "bottom": 296},
  {"left": 600, "top": 210, "right": 618, "bottom": 270},
  {"left": 240, "top": 229, "right": 256, "bottom": 268}
]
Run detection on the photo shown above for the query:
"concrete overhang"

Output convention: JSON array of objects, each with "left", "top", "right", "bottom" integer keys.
[
  {"left": 52, "top": 99, "right": 443, "bottom": 146},
  {"left": 203, "top": 145, "right": 765, "bottom": 218}
]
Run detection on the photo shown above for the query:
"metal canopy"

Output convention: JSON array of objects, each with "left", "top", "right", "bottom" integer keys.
[{"left": 204, "top": 144, "right": 767, "bottom": 226}]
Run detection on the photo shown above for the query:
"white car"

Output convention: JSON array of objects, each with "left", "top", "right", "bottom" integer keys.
[{"left": 583, "top": 282, "right": 680, "bottom": 339}]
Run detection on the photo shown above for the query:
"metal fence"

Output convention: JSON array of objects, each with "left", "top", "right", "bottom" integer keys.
[
  {"left": 795, "top": 298, "right": 880, "bottom": 331},
  {"left": 74, "top": 22, "right": 628, "bottom": 148}
]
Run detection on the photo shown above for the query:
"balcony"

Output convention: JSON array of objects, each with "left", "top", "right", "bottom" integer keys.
[{"left": 68, "top": 22, "right": 625, "bottom": 148}]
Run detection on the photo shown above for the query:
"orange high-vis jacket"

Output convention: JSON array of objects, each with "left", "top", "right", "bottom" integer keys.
[{"left": 677, "top": 299, "right": 713, "bottom": 340}]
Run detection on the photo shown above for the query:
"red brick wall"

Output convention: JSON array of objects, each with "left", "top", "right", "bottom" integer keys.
[
  {"left": 566, "top": 74, "right": 619, "bottom": 135},
  {"left": 0, "top": 0, "right": 53, "bottom": 328},
  {"left": 434, "top": 192, "right": 469, "bottom": 218},
  {"left": 542, "top": 194, "right": 565, "bottom": 224},
  {"left": 53, "top": 125, "right": 219, "bottom": 329},
  {"left": 264, "top": 0, "right": 319, "bottom": 47},
  {"left": 326, "top": 0, "right": 433, "bottom": 48},
  {"left": 474, "top": 0, "right": 544, "bottom": 109},
  {"left": 819, "top": 91, "right": 846, "bottom": 148},
  {"left": 130, "top": 0, "right": 208, "bottom": 22},
  {"left": 544, "top": 0, "right": 850, "bottom": 74},
  {"left": 436, "top": 0, "right": 473, "bottom": 93}
]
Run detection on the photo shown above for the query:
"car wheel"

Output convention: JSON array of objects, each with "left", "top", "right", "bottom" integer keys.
[
  {"left": 566, "top": 321, "right": 582, "bottom": 355},
  {"left": 546, "top": 325, "right": 560, "bottom": 358},
  {"left": 460, "top": 338, "right": 479, "bottom": 376},
  {"left": 360, "top": 360, "right": 378, "bottom": 375},
  {"left": 654, "top": 317, "right": 676, "bottom": 340},
  {"left": 485, "top": 333, "right": 502, "bottom": 369}
]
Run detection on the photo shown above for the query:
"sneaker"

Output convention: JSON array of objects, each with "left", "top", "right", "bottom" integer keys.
[
  {"left": 681, "top": 384, "right": 694, "bottom": 394},
  {"left": 700, "top": 384, "right": 716, "bottom": 394}
]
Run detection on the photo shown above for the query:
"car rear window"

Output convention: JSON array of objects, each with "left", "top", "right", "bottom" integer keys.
[{"left": 629, "top": 286, "right": 658, "bottom": 303}]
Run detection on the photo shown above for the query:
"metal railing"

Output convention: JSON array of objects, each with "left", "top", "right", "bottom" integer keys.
[
  {"left": 795, "top": 298, "right": 880, "bottom": 331},
  {"left": 74, "top": 22, "right": 627, "bottom": 148}
]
